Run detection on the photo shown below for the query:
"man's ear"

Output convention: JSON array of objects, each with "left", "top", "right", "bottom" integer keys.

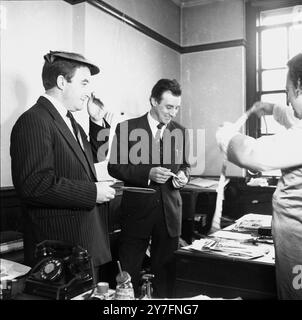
[
  {"left": 150, "top": 97, "right": 157, "bottom": 108},
  {"left": 296, "top": 79, "right": 302, "bottom": 96},
  {"left": 56, "top": 75, "right": 66, "bottom": 90}
]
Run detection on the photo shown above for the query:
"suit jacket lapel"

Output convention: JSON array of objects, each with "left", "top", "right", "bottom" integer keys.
[
  {"left": 81, "top": 134, "right": 97, "bottom": 180},
  {"left": 37, "top": 97, "right": 94, "bottom": 180},
  {"left": 139, "top": 113, "right": 155, "bottom": 162}
]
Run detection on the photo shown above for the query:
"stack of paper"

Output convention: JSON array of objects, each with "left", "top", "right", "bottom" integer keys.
[
  {"left": 232, "top": 214, "right": 272, "bottom": 232},
  {"left": 185, "top": 238, "right": 269, "bottom": 260},
  {"left": 209, "top": 230, "right": 255, "bottom": 242}
]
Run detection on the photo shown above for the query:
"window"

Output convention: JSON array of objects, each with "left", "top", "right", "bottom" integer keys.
[
  {"left": 257, "top": 5, "right": 302, "bottom": 136},
  {"left": 246, "top": 2, "right": 302, "bottom": 177}
]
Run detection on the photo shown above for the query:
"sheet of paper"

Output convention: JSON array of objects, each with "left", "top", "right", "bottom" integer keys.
[
  {"left": 209, "top": 230, "right": 255, "bottom": 242},
  {"left": 234, "top": 213, "right": 272, "bottom": 229},
  {"left": 0, "top": 259, "right": 31, "bottom": 281}
]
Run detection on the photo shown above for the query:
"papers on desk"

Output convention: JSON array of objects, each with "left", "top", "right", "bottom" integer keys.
[
  {"left": 0, "top": 259, "right": 31, "bottom": 281},
  {"left": 231, "top": 213, "right": 272, "bottom": 232},
  {"left": 184, "top": 238, "right": 270, "bottom": 260},
  {"left": 209, "top": 230, "right": 255, "bottom": 242}
]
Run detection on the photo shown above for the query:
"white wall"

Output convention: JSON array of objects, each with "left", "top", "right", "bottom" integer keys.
[
  {"left": 180, "top": 0, "right": 246, "bottom": 176},
  {"left": 0, "top": 0, "right": 73, "bottom": 187},
  {"left": 181, "top": 47, "right": 246, "bottom": 176},
  {"left": 0, "top": 0, "right": 180, "bottom": 187},
  {"left": 181, "top": 0, "right": 245, "bottom": 46},
  {"left": 103, "top": 0, "right": 181, "bottom": 44}
]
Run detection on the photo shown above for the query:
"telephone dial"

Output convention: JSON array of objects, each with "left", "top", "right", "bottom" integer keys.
[{"left": 24, "top": 240, "right": 95, "bottom": 300}]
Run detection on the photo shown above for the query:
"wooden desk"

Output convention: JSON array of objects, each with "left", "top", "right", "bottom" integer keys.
[{"left": 173, "top": 247, "right": 277, "bottom": 300}]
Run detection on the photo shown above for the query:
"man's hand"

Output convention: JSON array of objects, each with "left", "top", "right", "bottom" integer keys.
[
  {"left": 250, "top": 101, "right": 274, "bottom": 118},
  {"left": 95, "top": 181, "right": 116, "bottom": 203},
  {"left": 216, "top": 122, "right": 239, "bottom": 154},
  {"left": 149, "top": 167, "right": 174, "bottom": 184},
  {"left": 87, "top": 92, "right": 107, "bottom": 123},
  {"left": 172, "top": 170, "right": 188, "bottom": 189}
]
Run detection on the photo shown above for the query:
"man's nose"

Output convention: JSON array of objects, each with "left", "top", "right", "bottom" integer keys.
[{"left": 169, "top": 108, "right": 178, "bottom": 117}]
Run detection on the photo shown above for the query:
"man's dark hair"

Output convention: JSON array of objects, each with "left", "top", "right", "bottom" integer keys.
[
  {"left": 150, "top": 79, "right": 181, "bottom": 103},
  {"left": 287, "top": 53, "right": 302, "bottom": 89},
  {"left": 42, "top": 59, "right": 87, "bottom": 90}
]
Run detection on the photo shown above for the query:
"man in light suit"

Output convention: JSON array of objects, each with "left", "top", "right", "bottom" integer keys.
[
  {"left": 108, "top": 79, "right": 190, "bottom": 298},
  {"left": 10, "top": 51, "right": 115, "bottom": 280}
]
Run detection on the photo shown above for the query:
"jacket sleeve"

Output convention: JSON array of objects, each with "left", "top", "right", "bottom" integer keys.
[{"left": 10, "top": 112, "right": 97, "bottom": 209}]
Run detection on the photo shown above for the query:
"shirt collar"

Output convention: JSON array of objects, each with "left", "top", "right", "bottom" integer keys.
[
  {"left": 42, "top": 93, "right": 69, "bottom": 119},
  {"left": 147, "top": 112, "right": 166, "bottom": 131}
]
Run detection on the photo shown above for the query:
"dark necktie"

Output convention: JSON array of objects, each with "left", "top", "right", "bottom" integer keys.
[
  {"left": 66, "top": 111, "right": 96, "bottom": 180},
  {"left": 66, "top": 111, "right": 84, "bottom": 150},
  {"left": 156, "top": 123, "right": 164, "bottom": 164}
]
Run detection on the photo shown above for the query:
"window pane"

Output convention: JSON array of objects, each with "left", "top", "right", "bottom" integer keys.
[
  {"left": 261, "top": 28, "right": 287, "bottom": 68},
  {"left": 261, "top": 69, "right": 287, "bottom": 91},
  {"left": 261, "top": 93, "right": 286, "bottom": 105},
  {"left": 289, "top": 24, "right": 302, "bottom": 59},
  {"left": 260, "top": 6, "right": 299, "bottom": 26},
  {"left": 260, "top": 93, "right": 287, "bottom": 135}
]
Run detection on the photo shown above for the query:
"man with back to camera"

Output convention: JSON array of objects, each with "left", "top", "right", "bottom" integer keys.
[
  {"left": 10, "top": 50, "right": 115, "bottom": 281},
  {"left": 108, "top": 79, "right": 191, "bottom": 298}
]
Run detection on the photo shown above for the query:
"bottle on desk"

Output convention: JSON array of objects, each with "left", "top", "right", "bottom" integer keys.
[
  {"left": 139, "top": 273, "right": 154, "bottom": 300},
  {"left": 114, "top": 261, "right": 135, "bottom": 300}
]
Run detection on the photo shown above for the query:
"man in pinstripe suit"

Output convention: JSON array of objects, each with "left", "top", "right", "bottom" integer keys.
[{"left": 10, "top": 51, "right": 115, "bottom": 281}]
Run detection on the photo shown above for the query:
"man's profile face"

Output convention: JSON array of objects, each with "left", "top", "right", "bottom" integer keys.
[
  {"left": 286, "top": 73, "right": 302, "bottom": 119},
  {"left": 151, "top": 91, "right": 181, "bottom": 125},
  {"left": 63, "top": 66, "right": 91, "bottom": 111}
]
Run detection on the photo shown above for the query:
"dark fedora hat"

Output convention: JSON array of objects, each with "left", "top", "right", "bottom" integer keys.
[{"left": 43, "top": 50, "right": 100, "bottom": 75}]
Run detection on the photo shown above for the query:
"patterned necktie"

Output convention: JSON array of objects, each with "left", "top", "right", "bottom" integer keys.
[{"left": 66, "top": 111, "right": 84, "bottom": 150}]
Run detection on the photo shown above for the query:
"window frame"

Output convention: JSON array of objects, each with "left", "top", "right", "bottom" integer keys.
[
  {"left": 245, "top": 0, "right": 301, "bottom": 139},
  {"left": 245, "top": 0, "right": 301, "bottom": 177}
]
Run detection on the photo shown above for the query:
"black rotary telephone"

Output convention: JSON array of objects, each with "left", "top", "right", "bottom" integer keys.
[{"left": 24, "top": 240, "right": 95, "bottom": 300}]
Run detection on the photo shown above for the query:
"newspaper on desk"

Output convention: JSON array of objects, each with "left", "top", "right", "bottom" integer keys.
[
  {"left": 183, "top": 214, "right": 274, "bottom": 259},
  {"left": 184, "top": 237, "right": 270, "bottom": 260},
  {"left": 231, "top": 213, "right": 272, "bottom": 233}
]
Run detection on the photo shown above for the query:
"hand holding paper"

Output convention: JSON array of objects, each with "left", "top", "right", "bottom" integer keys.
[{"left": 172, "top": 170, "right": 188, "bottom": 189}]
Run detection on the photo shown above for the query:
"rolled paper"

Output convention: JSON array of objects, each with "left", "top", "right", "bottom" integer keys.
[{"left": 210, "top": 109, "right": 253, "bottom": 234}]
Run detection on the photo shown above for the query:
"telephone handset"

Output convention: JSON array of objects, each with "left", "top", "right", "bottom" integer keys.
[{"left": 24, "top": 240, "right": 94, "bottom": 299}]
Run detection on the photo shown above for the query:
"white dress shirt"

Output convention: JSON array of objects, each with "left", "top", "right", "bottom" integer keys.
[
  {"left": 42, "top": 93, "right": 77, "bottom": 140},
  {"left": 229, "top": 104, "right": 302, "bottom": 171},
  {"left": 147, "top": 112, "right": 166, "bottom": 139}
]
